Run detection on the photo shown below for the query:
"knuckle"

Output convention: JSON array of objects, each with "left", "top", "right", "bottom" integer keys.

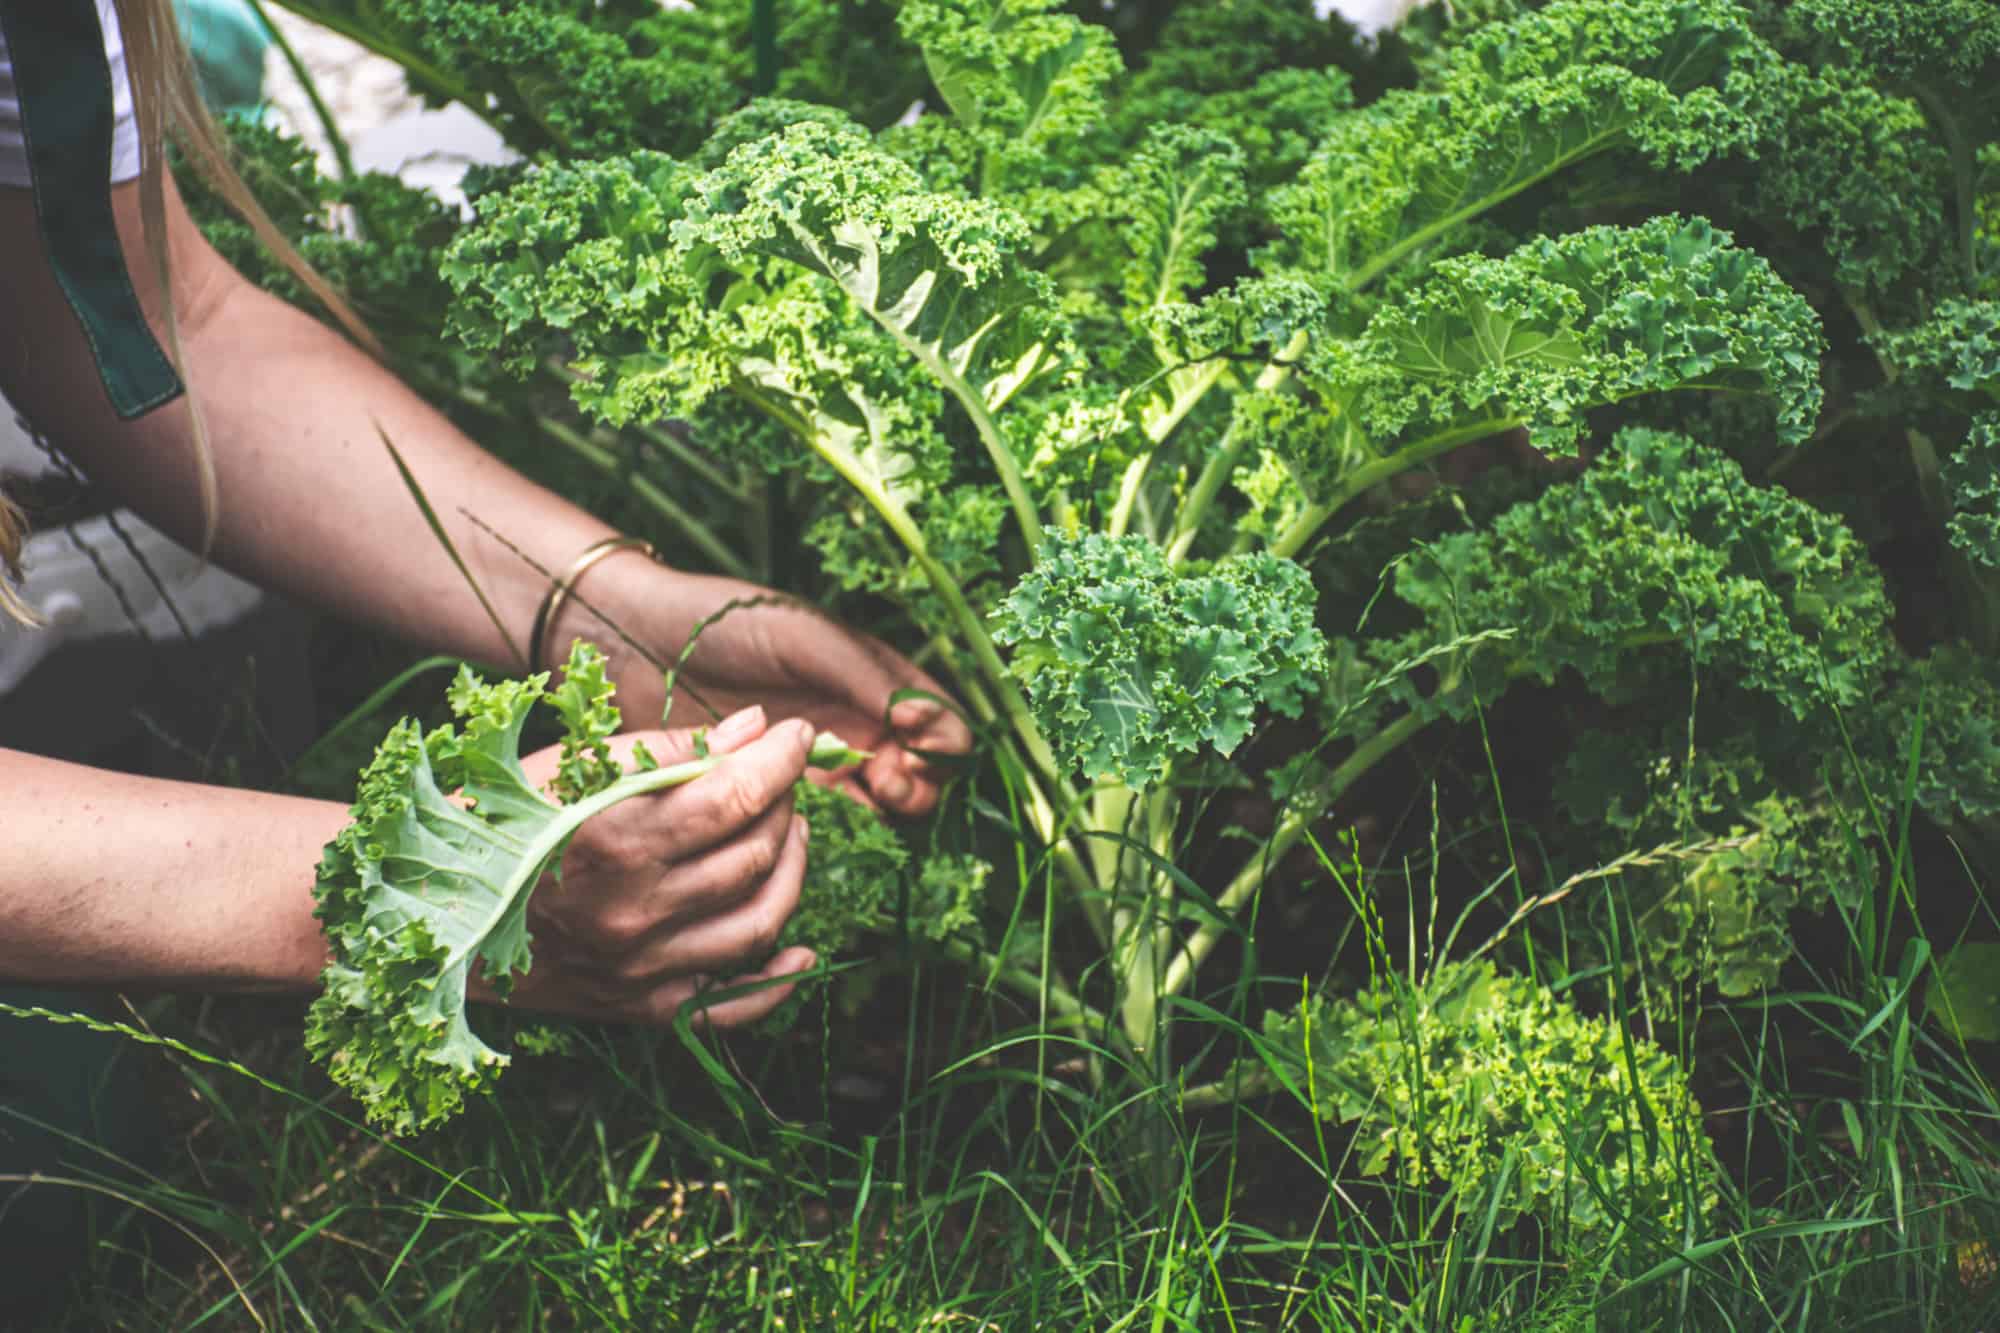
[
  {"left": 585, "top": 904, "right": 651, "bottom": 952},
  {"left": 611, "top": 950, "right": 657, "bottom": 985},
  {"left": 719, "top": 768, "right": 767, "bottom": 829},
  {"left": 579, "top": 821, "right": 652, "bottom": 874},
  {"left": 747, "top": 909, "right": 783, "bottom": 961},
  {"left": 741, "top": 829, "right": 781, "bottom": 883}
]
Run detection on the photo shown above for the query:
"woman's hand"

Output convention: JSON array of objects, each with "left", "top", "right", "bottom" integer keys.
[
  {"left": 495, "top": 705, "right": 819, "bottom": 1029},
  {"left": 583, "top": 568, "right": 976, "bottom": 816}
]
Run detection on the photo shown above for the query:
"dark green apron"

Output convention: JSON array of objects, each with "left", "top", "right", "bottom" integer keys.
[{"left": 0, "top": 0, "right": 186, "bottom": 417}]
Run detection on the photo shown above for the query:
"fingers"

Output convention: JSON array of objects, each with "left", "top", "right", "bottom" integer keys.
[
  {"left": 574, "top": 716, "right": 813, "bottom": 874},
  {"left": 674, "top": 946, "right": 820, "bottom": 1029},
  {"left": 605, "top": 701, "right": 768, "bottom": 770},
  {"left": 865, "top": 695, "right": 957, "bottom": 806},
  {"left": 859, "top": 687, "right": 974, "bottom": 816},
  {"left": 519, "top": 703, "right": 770, "bottom": 793},
  {"left": 653, "top": 717, "right": 813, "bottom": 855},
  {"left": 613, "top": 814, "right": 808, "bottom": 979}
]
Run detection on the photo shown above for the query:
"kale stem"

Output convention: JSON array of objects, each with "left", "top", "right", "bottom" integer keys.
[
  {"left": 1267, "top": 417, "right": 1522, "bottom": 560},
  {"left": 1165, "top": 330, "right": 1310, "bottom": 564},
  {"left": 1157, "top": 707, "right": 1432, "bottom": 1001}
]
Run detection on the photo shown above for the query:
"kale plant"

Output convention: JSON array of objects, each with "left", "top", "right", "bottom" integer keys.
[{"left": 243, "top": 0, "right": 2000, "bottom": 1169}]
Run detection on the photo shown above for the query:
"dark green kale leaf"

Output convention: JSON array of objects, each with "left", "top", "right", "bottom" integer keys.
[
  {"left": 993, "top": 532, "right": 1328, "bottom": 785},
  {"left": 1382, "top": 427, "right": 1893, "bottom": 719}
]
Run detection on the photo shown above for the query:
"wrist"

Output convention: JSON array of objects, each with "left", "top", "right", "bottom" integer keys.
[
  {"left": 539, "top": 537, "right": 677, "bottom": 719},
  {"left": 529, "top": 535, "right": 658, "bottom": 675}
]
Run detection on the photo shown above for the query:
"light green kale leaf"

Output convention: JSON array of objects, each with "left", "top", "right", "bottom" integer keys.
[
  {"left": 992, "top": 532, "right": 1328, "bottom": 785},
  {"left": 1106, "top": 125, "right": 1248, "bottom": 324},
  {"left": 899, "top": 0, "right": 1120, "bottom": 153},
  {"left": 442, "top": 132, "right": 964, "bottom": 511},
  {"left": 1264, "top": 0, "right": 1779, "bottom": 291},
  {"left": 307, "top": 641, "right": 860, "bottom": 1133},
  {"left": 675, "top": 118, "right": 1065, "bottom": 422},
  {"left": 1247, "top": 960, "right": 1717, "bottom": 1259},
  {"left": 1292, "top": 215, "right": 1823, "bottom": 490}
]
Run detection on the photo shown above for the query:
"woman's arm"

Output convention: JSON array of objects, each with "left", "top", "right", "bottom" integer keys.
[
  {"left": 0, "top": 746, "right": 341, "bottom": 990},
  {"left": 0, "top": 709, "right": 818, "bottom": 1025},
  {"left": 0, "top": 169, "right": 615, "bottom": 672},
  {"left": 0, "top": 166, "right": 970, "bottom": 811}
]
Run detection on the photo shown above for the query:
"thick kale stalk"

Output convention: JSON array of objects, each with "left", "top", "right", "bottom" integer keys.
[{"left": 308, "top": 643, "right": 864, "bottom": 1133}]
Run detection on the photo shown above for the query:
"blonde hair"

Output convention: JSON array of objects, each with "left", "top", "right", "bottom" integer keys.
[{"left": 0, "top": 0, "right": 378, "bottom": 622}]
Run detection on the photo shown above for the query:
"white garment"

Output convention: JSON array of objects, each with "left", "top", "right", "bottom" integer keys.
[
  {"left": 0, "top": 401, "right": 266, "bottom": 693},
  {"left": 0, "top": 0, "right": 142, "bottom": 188}
]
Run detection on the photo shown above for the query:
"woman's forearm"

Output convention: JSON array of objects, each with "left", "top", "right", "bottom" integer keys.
[
  {"left": 0, "top": 172, "right": 641, "bottom": 676},
  {"left": 0, "top": 747, "right": 340, "bottom": 988}
]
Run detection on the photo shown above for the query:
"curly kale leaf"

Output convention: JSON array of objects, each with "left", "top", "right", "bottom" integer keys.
[
  {"left": 1868, "top": 644, "right": 2000, "bottom": 838},
  {"left": 779, "top": 784, "right": 992, "bottom": 961},
  {"left": 1788, "top": 0, "right": 2000, "bottom": 97},
  {"left": 307, "top": 641, "right": 859, "bottom": 1132},
  {"left": 899, "top": 0, "right": 1120, "bottom": 156},
  {"left": 176, "top": 117, "right": 461, "bottom": 362},
  {"left": 1107, "top": 125, "right": 1248, "bottom": 325},
  {"left": 443, "top": 132, "right": 958, "bottom": 512},
  {"left": 443, "top": 150, "right": 702, "bottom": 387},
  {"left": 1946, "top": 414, "right": 2000, "bottom": 572},
  {"left": 808, "top": 483, "right": 1012, "bottom": 638},
  {"left": 1874, "top": 300, "right": 2000, "bottom": 405},
  {"left": 279, "top": 0, "right": 737, "bottom": 157},
  {"left": 677, "top": 118, "right": 1066, "bottom": 421},
  {"left": 888, "top": 0, "right": 1120, "bottom": 234},
  {"left": 1289, "top": 216, "right": 1823, "bottom": 489},
  {"left": 779, "top": 782, "right": 908, "bottom": 961},
  {"left": 1749, "top": 65, "right": 1952, "bottom": 300},
  {"left": 1384, "top": 428, "right": 1892, "bottom": 719},
  {"left": 1112, "top": 0, "right": 1358, "bottom": 191},
  {"left": 1247, "top": 960, "right": 1717, "bottom": 1258},
  {"left": 1265, "top": 0, "right": 1779, "bottom": 291},
  {"left": 992, "top": 533, "right": 1328, "bottom": 785},
  {"left": 1555, "top": 733, "right": 1865, "bottom": 996}
]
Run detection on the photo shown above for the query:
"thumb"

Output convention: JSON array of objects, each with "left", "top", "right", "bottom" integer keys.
[
  {"left": 522, "top": 705, "right": 770, "bottom": 790},
  {"left": 615, "top": 704, "right": 770, "bottom": 768}
]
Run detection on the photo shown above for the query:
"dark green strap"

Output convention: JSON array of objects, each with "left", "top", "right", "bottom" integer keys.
[{"left": 0, "top": 0, "right": 184, "bottom": 418}]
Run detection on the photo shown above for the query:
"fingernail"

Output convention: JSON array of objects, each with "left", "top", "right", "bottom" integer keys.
[
  {"left": 794, "top": 816, "right": 810, "bottom": 845},
  {"left": 712, "top": 705, "right": 765, "bottom": 747},
  {"left": 876, "top": 770, "right": 913, "bottom": 807},
  {"left": 889, "top": 698, "right": 937, "bottom": 730}
]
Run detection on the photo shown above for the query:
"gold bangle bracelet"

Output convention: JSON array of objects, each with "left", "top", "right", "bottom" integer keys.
[{"left": 527, "top": 535, "right": 658, "bottom": 676}]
